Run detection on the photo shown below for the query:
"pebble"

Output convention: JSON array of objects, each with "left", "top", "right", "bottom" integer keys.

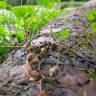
[
  {"left": 45, "top": 56, "right": 57, "bottom": 64},
  {"left": 15, "top": 50, "right": 25, "bottom": 58}
]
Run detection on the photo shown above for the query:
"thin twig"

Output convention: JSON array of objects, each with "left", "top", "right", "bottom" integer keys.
[{"left": 0, "top": 45, "right": 24, "bottom": 48}]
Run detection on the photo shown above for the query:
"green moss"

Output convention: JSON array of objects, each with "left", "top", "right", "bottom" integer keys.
[
  {"left": 89, "top": 72, "right": 96, "bottom": 80},
  {"left": 69, "top": 30, "right": 96, "bottom": 51}
]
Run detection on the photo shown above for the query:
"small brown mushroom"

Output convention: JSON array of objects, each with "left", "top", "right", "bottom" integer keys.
[
  {"left": 27, "top": 52, "right": 34, "bottom": 62},
  {"left": 30, "top": 57, "right": 40, "bottom": 65},
  {"left": 26, "top": 52, "right": 39, "bottom": 66},
  {"left": 22, "top": 64, "right": 39, "bottom": 80}
]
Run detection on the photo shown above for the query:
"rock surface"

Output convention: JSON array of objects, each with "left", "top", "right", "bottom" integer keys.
[{"left": 0, "top": 1, "right": 96, "bottom": 96}]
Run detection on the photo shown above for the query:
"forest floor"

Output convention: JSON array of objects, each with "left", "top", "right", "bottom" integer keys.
[{"left": 0, "top": 1, "right": 96, "bottom": 96}]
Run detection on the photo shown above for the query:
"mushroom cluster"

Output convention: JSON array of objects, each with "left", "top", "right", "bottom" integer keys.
[{"left": 10, "top": 52, "right": 40, "bottom": 85}]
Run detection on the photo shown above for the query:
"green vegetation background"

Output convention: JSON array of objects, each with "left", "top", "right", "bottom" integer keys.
[{"left": 0, "top": 0, "right": 89, "bottom": 62}]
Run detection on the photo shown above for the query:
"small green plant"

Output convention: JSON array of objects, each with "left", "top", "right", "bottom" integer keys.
[
  {"left": 87, "top": 10, "right": 96, "bottom": 31},
  {"left": 0, "top": 9, "right": 25, "bottom": 41},
  {"left": 53, "top": 29, "right": 70, "bottom": 41},
  {"left": 13, "top": 6, "right": 69, "bottom": 39},
  {"left": 90, "top": 22, "right": 96, "bottom": 31},
  {"left": 0, "top": 2, "right": 72, "bottom": 61},
  {"left": 13, "top": 6, "right": 36, "bottom": 18},
  {"left": 0, "top": 25, "right": 10, "bottom": 57},
  {"left": 6, "top": 4, "right": 12, "bottom": 10},
  {"left": 0, "top": 9, "right": 25, "bottom": 59},
  {"left": 87, "top": 10, "right": 96, "bottom": 21}
]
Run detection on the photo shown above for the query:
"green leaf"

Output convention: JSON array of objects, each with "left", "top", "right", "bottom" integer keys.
[
  {"left": 6, "top": 4, "right": 12, "bottom": 10},
  {"left": 87, "top": 10, "right": 96, "bottom": 21},
  {"left": 0, "top": 16, "right": 8, "bottom": 24},
  {"left": 19, "top": 19, "right": 24, "bottom": 25},
  {"left": 53, "top": 32, "right": 59, "bottom": 40},
  {"left": 0, "top": 48, "right": 9, "bottom": 56},
  {"left": 13, "top": 7, "right": 27, "bottom": 18},
  {"left": 54, "top": 0, "right": 61, "bottom": 3},
  {"left": 0, "top": 26, "right": 7, "bottom": 36},
  {"left": 90, "top": 22, "right": 96, "bottom": 31},
  {"left": 60, "top": 29, "right": 70, "bottom": 40},
  {"left": 17, "top": 31, "right": 25, "bottom": 41},
  {"left": 13, "top": 6, "right": 35, "bottom": 18},
  {"left": 0, "top": 1, "right": 6, "bottom": 9}
]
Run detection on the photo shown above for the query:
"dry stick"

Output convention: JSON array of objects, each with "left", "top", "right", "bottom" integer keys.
[
  {"left": 56, "top": 47, "right": 61, "bottom": 72},
  {"left": 38, "top": 61, "right": 42, "bottom": 71},
  {"left": 0, "top": 45, "right": 24, "bottom": 48},
  {"left": 39, "top": 79, "right": 43, "bottom": 96}
]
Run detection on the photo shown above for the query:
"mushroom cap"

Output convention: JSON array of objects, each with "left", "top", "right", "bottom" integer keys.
[
  {"left": 30, "top": 58, "right": 39, "bottom": 65},
  {"left": 27, "top": 53, "right": 34, "bottom": 62}
]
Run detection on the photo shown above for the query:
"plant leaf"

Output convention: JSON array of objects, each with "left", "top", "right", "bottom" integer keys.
[{"left": 60, "top": 29, "right": 70, "bottom": 40}]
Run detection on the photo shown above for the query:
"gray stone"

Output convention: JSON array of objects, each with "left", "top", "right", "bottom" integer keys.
[{"left": 45, "top": 56, "right": 57, "bottom": 64}]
